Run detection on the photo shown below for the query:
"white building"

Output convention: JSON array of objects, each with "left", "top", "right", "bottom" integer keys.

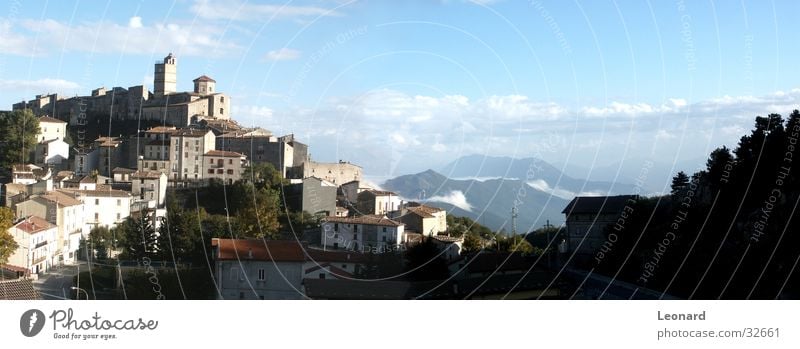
[
  {"left": 58, "top": 189, "right": 131, "bottom": 233},
  {"left": 36, "top": 116, "right": 67, "bottom": 142},
  {"left": 131, "top": 171, "right": 168, "bottom": 210},
  {"left": 356, "top": 189, "right": 403, "bottom": 216},
  {"left": 320, "top": 215, "right": 405, "bottom": 253},
  {"left": 212, "top": 239, "right": 306, "bottom": 300},
  {"left": 390, "top": 203, "right": 448, "bottom": 236},
  {"left": 15, "top": 191, "right": 86, "bottom": 264},
  {"left": 6, "top": 216, "right": 58, "bottom": 275},
  {"left": 34, "top": 138, "right": 69, "bottom": 169}
]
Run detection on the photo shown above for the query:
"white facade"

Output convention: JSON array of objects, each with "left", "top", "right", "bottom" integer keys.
[
  {"left": 60, "top": 189, "right": 132, "bottom": 233},
  {"left": 131, "top": 171, "right": 168, "bottom": 210},
  {"left": 6, "top": 216, "right": 58, "bottom": 275},
  {"left": 15, "top": 192, "right": 86, "bottom": 265},
  {"left": 34, "top": 138, "right": 69, "bottom": 168},
  {"left": 320, "top": 215, "right": 405, "bottom": 253},
  {"left": 36, "top": 116, "right": 67, "bottom": 142}
]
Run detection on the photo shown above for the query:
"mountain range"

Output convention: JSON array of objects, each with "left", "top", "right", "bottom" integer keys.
[{"left": 381, "top": 155, "right": 681, "bottom": 232}]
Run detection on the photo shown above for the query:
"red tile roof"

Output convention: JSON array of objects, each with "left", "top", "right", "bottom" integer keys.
[
  {"left": 212, "top": 239, "right": 306, "bottom": 262},
  {"left": 13, "top": 216, "right": 55, "bottom": 234}
]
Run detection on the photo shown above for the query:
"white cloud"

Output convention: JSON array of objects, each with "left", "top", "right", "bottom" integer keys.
[
  {"left": 0, "top": 18, "right": 239, "bottom": 57},
  {"left": 190, "top": 0, "right": 342, "bottom": 21},
  {"left": 128, "top": 16, "right": 143, "bottom": 28},
  {"left": 655, "top": 129, "right": 676, "bottom": 141},
  {"left": 527, "top": 179, "right": 605, "bottom": 200},
  {"left": 264, "top": 48, "right": 301, "bottom": 61},
  {"left": 0, "top": 78, "right": 80, "bottom": 93},
  {"left": 426, "top": 190, "right": 473, "bottom": 212}
]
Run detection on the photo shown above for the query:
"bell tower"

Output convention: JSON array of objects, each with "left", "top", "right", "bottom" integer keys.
[{"left": 154, "top": 53, "right": 177, "bottom": 97}]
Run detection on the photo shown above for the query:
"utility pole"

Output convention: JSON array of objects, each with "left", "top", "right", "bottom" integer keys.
[{"left": 511, "top": 206, "right": 518, "bottom": 237}]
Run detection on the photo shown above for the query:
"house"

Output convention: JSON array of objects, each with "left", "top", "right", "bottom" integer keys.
[
  {"left": 112, "top": 167, "right": 137, "bottom": 183},
  {"left": 5, "top": 216, "right": 58, "bottom": 275},
  {"left": 34, "top": 138, "right": 69, "bottom": 169},
  {"left": 130, "top": 171, "right": 168, "bottom": 210},
  {"left": 356, "top": 189, "right": 402, "bottom": 216},
  {"left": 431, "top": 235, "right": 463, "bottom": 261},
  {"left": 390, "top": 202, "right": 447, "bottom": 236},
  {"left": 561, "top": 195, "right": 637, "bottom": 257},
  {"left": 320, "top": 215, "right": 405, "bottom": 252},
  {"left": 301, "top": 160, "right": 361, "bottom": 185},
  {"left": 58, "top": 188, "right": 131, "bottom": 233},
  {"left": 211, "top": 238, "right": 306, "bottom": 300},
  {"left": 11, "top": 164, "right": 48, "bottom": 185},
  {"left": 202, "top": 150, "right": 246, "bottom": 184},
  {"left": 95, "top": 137, "right": 124, "bottom": 177},
  {"left": 72, "top": 147, "right": 99, "bottom": 176},
  {"left": 36, "top": 116, "right": 67, "bottom": 142},
  {"left": 304, "top": 249, "right": 369, "bottom": 279},
  {"left": 284, "top": 177, "right": 337, "bottom": 216},
  {"left": 15, "top": 191, "right": 85, "bottom": 265}
]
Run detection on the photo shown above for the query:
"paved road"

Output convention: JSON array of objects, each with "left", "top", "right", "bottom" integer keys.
[{"left": 32, "top": 262, "right": 88, "bottom": 300}]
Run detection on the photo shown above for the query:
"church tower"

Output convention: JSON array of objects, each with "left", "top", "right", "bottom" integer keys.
[{"left": 154, "top": 53, "right": 177, "bottom": 97}]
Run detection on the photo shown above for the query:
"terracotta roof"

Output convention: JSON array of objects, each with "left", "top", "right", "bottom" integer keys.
[
  {"left": 0, "top": 279, "right": 41, "bottom": 300},
  {"left": 79, "top": 175, "right": 96, "bottom": 183},
  {"left": 322, "top": 215, "right": 404, "bottom": 227},
  {"left": 193, "top": 75, "right": 216, "bottom": 83},
  {"left": 13, "top": 216, "right": 55, "bottom": 234},
  {"left": 204, "top": 150, "right": 244, "bottom": 158},
  {"left": 561, "top": 195, "right": 638, "bottom": 215},
  {"left": 12, "top": 164, "right": 40, "bottom": 173},
  {"left": 95, "top": 137, "right": 121, "bottom": 147},
  {"left": 145, "top": 126, "right": 177, "bottom": 134},
  {"left": 37, "top": 191, "right": 83, "bottom": 207},
  {"left": 212, "top": 239, "right": 306, "bottom": 262},
  {"left": 38, "top": 116, "right": 66, "bottom": 124},
  {"left": 406, "top": 204, "right": 445, "bottom": 218}
]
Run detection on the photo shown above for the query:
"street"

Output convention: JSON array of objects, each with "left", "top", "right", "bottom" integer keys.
[{"left": 32, "top": 262, "right": 87, "bottom": 300}]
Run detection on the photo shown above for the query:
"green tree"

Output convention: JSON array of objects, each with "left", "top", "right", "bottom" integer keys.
[
  {"left": 236, "top": 186, "right": 282, "bottom": 238},
  {"left": 160, "top": 197, "right": 204, "bottom": 262},
  {"left": 462, "top": 232, "right": 483, "bottom": 252},
  {"left": 118, "top": 214, "right": 159, "bottom": 260},
  {"left": 670, "top": 171, "right": 690, "bottom": 197},
  {"left": 244, "top": 162, "right": 287, "bottom": 190},
  {"left": 0, "top": 109, "right": 39, "bottom": 171},
  {"left": 87, "top": 226, "right": 114, "bottom": 260},
  {"left": 0, "top": 207, "right": 18, "bottom": 264},
  {"left": 404, "top": 237, "right": 449, "bottom": 281}
]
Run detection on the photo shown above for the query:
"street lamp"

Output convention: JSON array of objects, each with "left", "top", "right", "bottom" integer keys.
[{"left": 71, "top": 286, "right": 89, "bottom": 300}]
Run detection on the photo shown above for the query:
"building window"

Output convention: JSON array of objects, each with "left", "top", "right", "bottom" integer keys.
[
  {"left": 116, "top": 213, "right": 121, "bottom": 220},
  {"left": 239, "top": 292, "right": 244, "bottom": 300},
  {"left": 209, "top": 158, "right": 214, "bottom": 164},
  {"left": 353, "top": 225, "right": 358, "bottom": 232},
  {"left": 319, "top": 273, "right": 325, "bottom": 279},
  {"left": 94, "top": 213, "right": 99, "bottom": 221},
  {"left": 334, "top": 223, "right": 338, "bottom": 231},
  {"left": 353, "top": 234, "right": 357, "bottom": 240},
  {"left": 382, "top": 227, "right": 387, "bottom": 232},
  {"left": 208, "top": 169, "right": 214, "bottom": 174},
  {"left": 219, "top": 108, "right": 224, "bottom": 114},
  {"left": 184, "top": 152, "right": 188, "bottom": 158},
  {"left": 230, "top": 267, "right": 238, "bottom": 281},
  {"left": 95, "top": 199, "right": 100, "bottom": 205},
  {"left": 341, "top": 264, "right": 347, "bottom": 269},
  {"left": 116, "top": 199, "right": 121, "bottom": 206},
  {"left": 228, "top": 159, "right": 233, "bottom": 164},
  {"left": 258, "top": 269, "right": 265, "bottom": 281},
  {"left": 226, "top": 169, "right": 233, "bottom": 175}
]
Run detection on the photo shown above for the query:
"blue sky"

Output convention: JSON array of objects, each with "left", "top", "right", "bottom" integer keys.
[{"left": 2, "top": 0, "right": 800, "bottom": 183}]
